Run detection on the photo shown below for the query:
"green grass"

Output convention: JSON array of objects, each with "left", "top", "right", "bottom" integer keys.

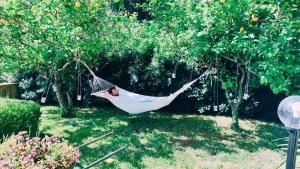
[{"left": 39, "top": 106, "right": 287, "bottom": 169}]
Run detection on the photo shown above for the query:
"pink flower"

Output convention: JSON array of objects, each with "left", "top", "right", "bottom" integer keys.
[{"left": 0, "top": 133, "right": 80, "bottom": 168}]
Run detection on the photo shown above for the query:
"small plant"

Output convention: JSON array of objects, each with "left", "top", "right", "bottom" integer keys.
[{"left": 0, "top": 131, "right": 80, "bottom": 169}]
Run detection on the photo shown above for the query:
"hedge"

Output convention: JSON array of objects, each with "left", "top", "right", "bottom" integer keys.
[{"left": 0, "top": 98, "right": 41, "bottom": 138}]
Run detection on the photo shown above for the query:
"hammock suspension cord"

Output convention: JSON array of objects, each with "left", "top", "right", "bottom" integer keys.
[
  {"left": 76, "top": 60, "right": 82, "bottom": 101},
  {"left": 213, "top": 56, "right": 219, "bottom": 112},
  {"left": 233, "top": 63, "right": 239, "bottom": 104},
  {"left": 41, "top": 67, "right": 54, "bottom": 103},
  {"left": 243, "top": 57, "right": 251, "bottom": 100},
  {"left": 172, "top": 59, "right": 180, "bottom": 79}
]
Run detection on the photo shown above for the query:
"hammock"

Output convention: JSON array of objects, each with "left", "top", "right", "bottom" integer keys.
[{"left": 80, "top": 61, "right": 214, "bottom": 114}]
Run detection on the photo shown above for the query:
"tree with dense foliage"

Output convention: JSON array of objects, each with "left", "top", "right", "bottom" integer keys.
[
  {"left": 147, "top": 0, "right": 299, "bottom": 129},
  {"left": 0, "top": 0, "right": 147, "bottom": 116}
]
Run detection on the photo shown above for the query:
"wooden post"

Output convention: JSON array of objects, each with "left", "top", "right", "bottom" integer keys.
[
  {"left": 0, "top": 83, "right": 18, "bottom": 98},
  {"left": 77, "top": 132, "right": 113, "bottom": 148}
]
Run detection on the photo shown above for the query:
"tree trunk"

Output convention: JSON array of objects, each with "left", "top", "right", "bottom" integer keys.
[
  {"left": 54, "top": 72, "right": 74, "bottom": 117},
  {"left": 225, "top": 89, "right": 240, "bottom": 130},
  {"left": 66, "top": 92, "right": 73, "bottom": 110},
  {"left": 231, "top": 106, "right": 239, "bottom": 130},
  {"left": 224, "top": 66, "right": 246, "bottom": 130}
]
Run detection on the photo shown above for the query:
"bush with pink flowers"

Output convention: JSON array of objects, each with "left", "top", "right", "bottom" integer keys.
[{"left": 0, "top": 131, "right": 80, "bottom": 169}]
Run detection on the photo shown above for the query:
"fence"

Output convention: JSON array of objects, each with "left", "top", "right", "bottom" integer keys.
[{"left": 0, "top": 83, "right": 18, "bottom": 98}]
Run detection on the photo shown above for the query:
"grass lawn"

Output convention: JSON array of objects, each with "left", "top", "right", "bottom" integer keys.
[{"left": 39, "top": 106, "right": 288, "bottom": 169}]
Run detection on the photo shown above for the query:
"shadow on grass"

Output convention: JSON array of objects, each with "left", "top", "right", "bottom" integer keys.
[
  {"left": 40, "top": 107, "right": 286, "bottom": 168},
  {"left": 127, "top": 114, "right": 236, "bottom": 156},
  {"left": 61, "top": 110, "right": 232, "bottom": 168},
  {"left": 255, "top": 122, "right": 288, "bottom": 150},
  {"left": 232, "top": 121, "right": 288, "bottom": 152}
]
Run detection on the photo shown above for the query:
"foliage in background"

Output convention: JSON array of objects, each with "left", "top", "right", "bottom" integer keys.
[
  {"left": 0, "top": 131, "right": 80, "bottom": 169},
  {"left": 0, "top": 98, "right": 41, "bottom": 138},
  {"left": 16, "top": 72, "right": 49, "bottom": 100}
]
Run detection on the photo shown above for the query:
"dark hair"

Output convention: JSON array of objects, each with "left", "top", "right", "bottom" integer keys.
[{"left": 108, "top": 86, "right": 117, "bottom": 94}]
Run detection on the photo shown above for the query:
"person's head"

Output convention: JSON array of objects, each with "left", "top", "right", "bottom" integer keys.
[{"left": 108, "top": 86, "right": 119, "bottom": 96}]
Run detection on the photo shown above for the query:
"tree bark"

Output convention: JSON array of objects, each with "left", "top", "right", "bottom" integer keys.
[
  {"left": 54, "top": 60, "right": 76, "bottom": 117},
  {"left": 224, "top": 67, "right": 246, "bottom": 130},
  {"left": 231, "top": 106, "right": 239, "bottom": 130},
  {"left": 54, "top": 71, "right": 74, "bottom": 117},
  {"left": 225, "top": 89, "right": 239, "bottom": 130},
  {"left": 229, "top": 67, "right": 246, "bottom": 130},
  {"left": 66, "top": 92, "right": 73, "bottom": 109}
]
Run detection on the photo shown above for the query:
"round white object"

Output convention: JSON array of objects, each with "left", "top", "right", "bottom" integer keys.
[{"left": 278, "top": 96, "right": 300, "bottom": 129}]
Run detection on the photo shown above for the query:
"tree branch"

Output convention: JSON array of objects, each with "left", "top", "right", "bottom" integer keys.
[
  {"left": 224, "top": 89, "right": 234, "bottom": 108},
  {"left": 57, "top": 60, "right": 75, "bottom": 74},
  {"left": 237, "top": 67, "right": 246, "bottom": 107},
  {"left": 221, "top": 55, "right": 236, "bottom": 63},
  {"left": 35, "top": 68, "right": 50, "bottom": 81},
  {"left": 246, "top": 68, "right": 260, "bottom": 78}
]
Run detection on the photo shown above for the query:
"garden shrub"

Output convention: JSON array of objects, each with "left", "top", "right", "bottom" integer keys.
[
  {"left": 0, "top": 98, "right": 41, "bottom": 138},
  {"left": 0, "top": 131, "right": 80, "bottom": 169}
]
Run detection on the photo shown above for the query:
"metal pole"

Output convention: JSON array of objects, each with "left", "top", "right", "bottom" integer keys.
[
  {"left": 286, "top": 129, "right": 298, "bottom": 169},
  {"left": 84, "top": 145, "right": 128, "bottom": 169},
  {"left": 77, "top": 132, "right": 113, "bottom": 148}
]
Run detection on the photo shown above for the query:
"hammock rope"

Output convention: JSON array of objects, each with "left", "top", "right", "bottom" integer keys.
[
  {"left": 92, "top": 76, "right": 116, "bottom": 93},
  {"left": 78, "top": 60, "right": 115, "bottom": 93},
  {"left": 76, "top": 60, "right": 83, "bottom": 101}
]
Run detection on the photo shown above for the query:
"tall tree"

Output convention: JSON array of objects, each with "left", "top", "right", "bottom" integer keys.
[
  {"left": 147, "top": 0, "right": 299, "bottom": 129},
  {"left": 0, "top": 0, "right": 145, "bottom": 116}
]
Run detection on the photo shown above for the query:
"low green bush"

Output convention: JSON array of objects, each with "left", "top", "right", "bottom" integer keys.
[{"left": 0, "top": 98, "right": 41, "bottom": 138}]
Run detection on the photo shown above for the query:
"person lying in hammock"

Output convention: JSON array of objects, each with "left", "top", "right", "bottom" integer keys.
[
  {"left": 108, "top": 86, "right": 119, "bottom": 96},
  {"left": 98, "top": 86, "right": 120, "bottom": 99}
]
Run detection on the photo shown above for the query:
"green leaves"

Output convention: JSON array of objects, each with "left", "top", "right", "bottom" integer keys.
[
  {"left": 1, "top": 0, "right": 145, "bottom": 73},
  {"left": 150, "top": 0, "right": 298, "bottom": 95}
]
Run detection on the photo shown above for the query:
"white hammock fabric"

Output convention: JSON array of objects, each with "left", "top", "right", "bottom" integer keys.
[
  {"left": 91, "top": 76, "right": 204, "bottom": 114},
  {"left": 80, "top": 60, "right": 213, "bottom": 114}
]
